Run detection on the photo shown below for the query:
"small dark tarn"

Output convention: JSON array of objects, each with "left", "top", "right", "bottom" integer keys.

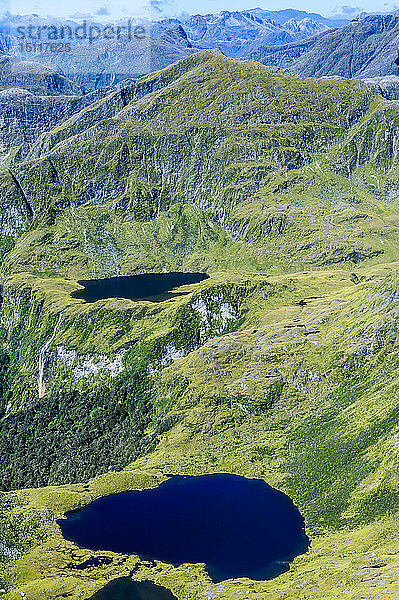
[
  {"left": 58, "top": 474, "right": 310, "bottom": 583},
  {"left": 88, "top": 578, "right": 177, "bottom": 600},
  {"left": 71, "top": 272, "right": 209, "bottom": 303}
]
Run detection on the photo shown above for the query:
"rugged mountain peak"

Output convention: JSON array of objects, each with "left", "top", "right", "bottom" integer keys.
[
  {"left": 160, "top": 24, "right": 192, "bottom": 48},
  {"left": 249, "top": 13, "right": 399, "bottom": 78},
  {"left": 0, "top": 48, "right": 386, "bottom": 277}
]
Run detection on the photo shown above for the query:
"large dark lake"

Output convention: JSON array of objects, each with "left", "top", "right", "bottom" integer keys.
[
  {"left": 72, "top": 272, "right": 209, "bottom": 303},
  {"left": 88, "top": 578, "right": 177, "bottom": 600},
  {"left": 58, "top": 474, "right": 309, "bottom": 583}
]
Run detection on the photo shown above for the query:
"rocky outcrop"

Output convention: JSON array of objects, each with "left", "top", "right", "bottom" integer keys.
[
  {"left": 0, "top": 85, "right": 113, "bottom": 155},
  {"left": 0, "top": 56, "right": 81, "bottom": 95},
  {"left": 361, "top": 74, "right": 399, "bottom": 99}
]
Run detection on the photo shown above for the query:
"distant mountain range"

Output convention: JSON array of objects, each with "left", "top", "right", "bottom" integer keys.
[
  {"left": 249, "top": 14, "right": 399, "bottom": 78},
  {"left": 4, "top": 9, "right": 399, "bottom": 93},
  {"left": 0, "top": 9, "right": 350, "bottom": 91},
  {"left": 153, "top": 9, "right": 348, "bottom": 59}
]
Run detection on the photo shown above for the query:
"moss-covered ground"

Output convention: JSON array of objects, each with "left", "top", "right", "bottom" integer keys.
[
  {"left": 3, "top": 50, "right": 399, "bottom": 599},
  {"left": 2, "top": 264, "right": 399, "bottom": 598}
]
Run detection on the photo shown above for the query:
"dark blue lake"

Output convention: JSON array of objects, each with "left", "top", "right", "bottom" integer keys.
[
  {"left": 88, "top": 578, "right": 177, "bottom": 599},
  {"left": 58, "top": 474, "right": 309, "bottom": 583},
  {"left": 72, "top": 272, "right": 209, "bottom": 303}
]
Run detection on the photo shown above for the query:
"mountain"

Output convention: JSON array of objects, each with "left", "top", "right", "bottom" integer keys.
[
  {"left": 0, "top": 9, "right": 348, "bottom": 92},
  {"left": 249, "top": 7, "right": 347, "bottom": 26},
  {"left": 14, "top": 22, "right": 199, "bottom": 92},
  {"left": 0, "top": 13, "right": 198, "bottom": 91},
  {"left": 249, "top": 14, "right": 399, "bottom": 78},
  {"left": 0, "top": 55, "right": 87, "bottom": 156},
  {"left": 0, "top": 85, "right": 116, "bottom": 158},
  {"left": 0, "top": 55, "right": 81, "bottom": 95},
  {"left": 160, "top": 9, "right": 345, "bottom": 58},
  {"left": 3, "top": 49, "right": 399, "bottom": 600},
  {"left": 1, "top": 49, "right": 395, "bottom": 279}
]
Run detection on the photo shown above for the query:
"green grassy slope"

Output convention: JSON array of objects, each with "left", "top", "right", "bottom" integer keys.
[
  {"left": 3, "top": 265, "right": 399, "bottom": 599},
  {"left": 3, "top": 50, "right": 399, "bottom": 277},
  {"left": 3, "top": 51, "right": 399, "bottom": 599}
]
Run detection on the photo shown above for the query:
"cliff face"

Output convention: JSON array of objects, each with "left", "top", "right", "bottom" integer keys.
[
  {"left": 0, "top": 56, "right": 81, "bottom": 95},
  {"left": 0, "top": 56, "right": 92, "bottom": 156},
  {"left": 0, "top": 87, "right": 114, "bottom": 157}
]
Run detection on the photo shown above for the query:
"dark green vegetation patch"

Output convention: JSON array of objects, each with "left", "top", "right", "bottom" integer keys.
[{"left": 0, "top": 368, "right": 155, "bottom": 490}]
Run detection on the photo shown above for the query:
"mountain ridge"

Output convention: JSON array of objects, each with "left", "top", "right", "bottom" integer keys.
[
  {"left": 0, "top": 8, "right": 350, "bottom": 91},
  {"left": 250, "top": 13, "right": 399, "bottom": 78}
]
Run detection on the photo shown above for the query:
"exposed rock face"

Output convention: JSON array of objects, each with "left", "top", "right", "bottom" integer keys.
[
  {"left": 158, "top": 24, "right": 192, "bottom": 49},
  {"left": 361, "top": 74, "right": 399, "bottom": 98},
  {"left": 0, "top": 56, "right": 81, "bottom": 95},
  {"left": 0, "top": 85, "right": 113, "bottom": 155},
  {"left": 0, "top": 59, "right": 85, "bottom": 152},
  {"left": 249, "top": 14, "right": 399, "bottom": 78},
  {"left": 148, "top": 25, "right": 198, "bottom": 74}
]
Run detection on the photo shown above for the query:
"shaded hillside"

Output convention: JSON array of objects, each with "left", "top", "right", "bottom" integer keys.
[
  {"left": 250, "top": 14, "right": 399, "bottom": 78},
  {"left": 0, "top": 86, "right": 113, "bottom": 157}
]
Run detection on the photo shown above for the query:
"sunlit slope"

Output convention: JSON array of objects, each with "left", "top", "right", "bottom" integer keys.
[
  {"left": 4, "top": 265, "right": 399, "bottom": 599},
  {"left": 5, "top": 50, "right": 399, "bottom": 600},
  {"left": 3, "top": 50, "right": 399, "bottom": 276}
]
